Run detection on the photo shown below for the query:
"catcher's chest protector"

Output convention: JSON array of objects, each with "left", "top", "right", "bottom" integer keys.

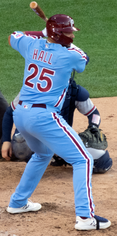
[{"left": 60, "top": 79, "right": 78, "bottom": 126}]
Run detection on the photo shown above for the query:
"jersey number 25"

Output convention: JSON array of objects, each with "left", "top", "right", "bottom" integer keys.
[{"left": 25, "top": 63, "right": 55, "bottom": 92}]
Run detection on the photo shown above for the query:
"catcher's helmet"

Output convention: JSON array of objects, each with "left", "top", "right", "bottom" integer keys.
[
  {"left": 11, "top": 130, "right": 33, "bottom": 162},
  {"left": 46, "top": 14, "right": 80, "bottom": 47}
]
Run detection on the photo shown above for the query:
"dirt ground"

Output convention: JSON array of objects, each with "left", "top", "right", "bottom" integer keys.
[{"left": 0, "top": 97, "right": 117, "bottom": 236}]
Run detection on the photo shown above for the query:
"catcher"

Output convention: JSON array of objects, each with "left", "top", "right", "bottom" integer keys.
[
  {"left": 50, "top": 75, "right": 112, "bottom": 173},
  {"left": 1, "top": 75, "right": 112, "bottom": 173}
]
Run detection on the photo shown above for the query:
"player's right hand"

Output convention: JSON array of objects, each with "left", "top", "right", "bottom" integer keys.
[{"left": 1, "top": 141, "right": 12, "bottom": 161}]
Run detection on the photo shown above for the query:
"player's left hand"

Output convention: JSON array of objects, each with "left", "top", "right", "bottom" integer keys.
[
  {"left": 79, "top": 125, "right": 108, "bottom": 150},
  {"left": 1, "top": 141, "right": 12, "bottom": 161}
]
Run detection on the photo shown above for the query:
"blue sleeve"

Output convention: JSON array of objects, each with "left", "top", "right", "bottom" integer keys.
[
  {"left": 68, "top": 46, "right": 87, "bottom": 73},
  {"left": 10, "top": 31, "right": 34, "bottom": 58},
  {"left": 2, "top": 106, "right": 13, "bottom": 142}
]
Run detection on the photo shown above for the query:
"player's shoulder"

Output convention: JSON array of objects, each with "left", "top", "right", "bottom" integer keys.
[
  {"left": 11, "top": 31, "right": 24, "bottom": 39},
  {"left": 68, "top": 43, "right": 86, "bottom": 57},
  {"left": 11, "top": 31, "right": 33, "bottom": 47}
]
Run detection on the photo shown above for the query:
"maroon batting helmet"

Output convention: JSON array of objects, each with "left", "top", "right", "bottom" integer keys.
[{"left": 46, "top": 14, "right": 80, "bottom": 47}]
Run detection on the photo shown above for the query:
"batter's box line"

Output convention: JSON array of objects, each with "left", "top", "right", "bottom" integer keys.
[
  {"left": 0, "top": 232, "right": 17, "bottom": 236},
  {"left": 44, "top": 209, "right": 74, "bottom": 218}
]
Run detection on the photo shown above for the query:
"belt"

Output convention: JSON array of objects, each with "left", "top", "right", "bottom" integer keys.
[{"left": 18, "top": 101, "right": 46, "bottom": 108}]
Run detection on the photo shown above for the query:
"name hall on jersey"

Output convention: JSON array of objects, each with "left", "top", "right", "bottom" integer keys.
[{"left": 33, "top": 49, "right": 53, "bottom": 65}]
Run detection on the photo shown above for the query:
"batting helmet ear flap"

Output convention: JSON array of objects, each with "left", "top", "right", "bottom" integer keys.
[
  {"left": 55, "top": 33, "right": 61, "bottom": 41},
  {"left": 53, "top": 32, "right": 73, "bottom": 46}
]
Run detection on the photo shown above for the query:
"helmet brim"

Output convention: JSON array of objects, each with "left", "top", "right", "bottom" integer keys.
[{"left": 72, "top": 26, "right": 80, "bottom": 31}]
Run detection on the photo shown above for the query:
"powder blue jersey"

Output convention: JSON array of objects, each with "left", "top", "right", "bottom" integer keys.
[
  {"left": 9, "top": 31, "right": 95, "bottom": 218},
  {"left": 10, "top": 31, "right": 87, "bottom": 112}
]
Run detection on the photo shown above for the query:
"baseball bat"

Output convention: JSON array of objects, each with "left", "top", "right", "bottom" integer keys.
[{"left": 30, "top": 1, "right": 48, "bottom": 22}]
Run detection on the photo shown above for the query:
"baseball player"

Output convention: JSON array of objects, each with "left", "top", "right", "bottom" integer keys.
[
  {"left": 1, "top": 31, "right": 112, "bottom": 173},
  {"left": 1, "top": 77, "right": 112, "bottom": 173},
  {"left": 50, "top": 75, "right": 112, "bottom": 173},
  {"left": 6, "top": 14, "right": 111, "bottom": 230}
]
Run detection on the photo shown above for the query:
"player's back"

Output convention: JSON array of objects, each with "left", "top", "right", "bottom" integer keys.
[
  {"left": 20, "top": 37, "right": 75, "bottom": 111},
  {"left": 10, "top": 33, "right": 86, "bottom": 112}
]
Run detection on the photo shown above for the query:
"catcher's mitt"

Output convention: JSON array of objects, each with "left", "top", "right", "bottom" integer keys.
[{"left": 79, "top": 125, "right": 108, "bottom": 150}]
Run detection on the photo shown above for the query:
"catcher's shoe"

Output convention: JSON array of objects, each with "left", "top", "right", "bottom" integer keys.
[
  {"left": 75, "top": 215, "right": 111, "bottom": 231},
  {"left": 7, "top": 200, "right": 42, "bottom": 214},
  {"left": 93, "top": 150, "right": 112, "bottom": 174},
  {"left": 50, "top": 155, "right": 71, "bottom": 167}
]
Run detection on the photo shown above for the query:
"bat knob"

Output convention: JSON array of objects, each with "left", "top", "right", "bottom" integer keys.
[{"left": 30, "top": 1, "right": 37, "bottom": 9}]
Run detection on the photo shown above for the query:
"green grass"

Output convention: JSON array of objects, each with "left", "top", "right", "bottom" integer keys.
[{"left": 0, "top": 0, "right": 117, "bottom": 102}]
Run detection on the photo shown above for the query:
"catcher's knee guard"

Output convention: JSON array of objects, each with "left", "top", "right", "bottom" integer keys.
[
  {"left": 93, "top": 150, "right": 112, "bottom": 174},
  {"left": 11, "top": 129, "right": 33, "bottom": 162}
]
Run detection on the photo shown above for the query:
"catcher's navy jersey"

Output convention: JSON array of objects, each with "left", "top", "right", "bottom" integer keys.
[{"left": 10, "top": 31, "right": 87, "bottom": 112}]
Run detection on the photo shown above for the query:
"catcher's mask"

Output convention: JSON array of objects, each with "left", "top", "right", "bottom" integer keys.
[
  {"left": 46, "top": 14, "right": 80, "bottom": 47},
  {"left": 11, "top": 131, "right": 32, "bottom": 161}
]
